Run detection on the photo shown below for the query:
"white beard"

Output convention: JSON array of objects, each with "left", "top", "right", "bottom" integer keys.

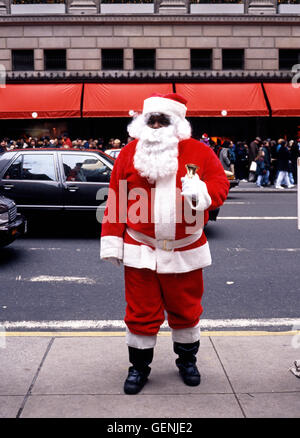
[{"left": 128, "top": 114, "right": 191, "bottom": 183}]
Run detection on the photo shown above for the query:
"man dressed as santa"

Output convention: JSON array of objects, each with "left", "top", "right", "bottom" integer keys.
[{"left": 100, "top": 93, "right": 229, "bottom": 395}]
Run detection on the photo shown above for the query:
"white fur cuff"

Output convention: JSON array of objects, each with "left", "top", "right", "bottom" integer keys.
[
  {"left": 126, "top": 328, "right": 157, "bottom": 349},
  {"left": 171, "top": 322, "right": 201, "bottom": 343},
  {"left": 100, "top": 236, "right": 124, "bottom": 261}
]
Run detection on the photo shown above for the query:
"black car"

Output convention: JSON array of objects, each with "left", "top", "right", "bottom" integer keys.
[
  {"left": 0, "top": 194, "right": 27, "bottom": 247},
  {"left": 0, "top": 149, "right": 114, "bottom": 222}
]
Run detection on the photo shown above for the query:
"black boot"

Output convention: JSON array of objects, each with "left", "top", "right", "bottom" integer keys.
[
  {"left": 124, "top": 346, "right": 154, "bottom": 395},
  {"left": 174, "top": 341, "right": 201, "bottom": 386}
]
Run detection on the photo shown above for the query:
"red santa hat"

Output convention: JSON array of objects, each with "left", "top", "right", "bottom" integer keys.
[{"left": 142, "top": 93, "right": 187, "bottom": 120}]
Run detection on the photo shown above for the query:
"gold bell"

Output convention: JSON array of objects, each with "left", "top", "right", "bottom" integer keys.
[{"left": 185, "top": 163, "right": 199, "bottom": 178}]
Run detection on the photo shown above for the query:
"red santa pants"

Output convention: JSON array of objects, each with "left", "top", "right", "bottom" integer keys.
[{"left": 124, "top": 266, "right": 204, "bottom": 337}]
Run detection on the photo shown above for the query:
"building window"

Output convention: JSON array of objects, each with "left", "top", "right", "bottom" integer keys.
[
  {"left": 12, "top": 50, "right": 34, "bottom": 71},
  {"left": 191, "top": 49, "right": 212, "bottom": 70},
  {"left": 44, "top": 49, "right": 66, "bottom": 71},
  {"left": 102, "top": 49, "right": 124, "bottom": 70},
  {"left": 222, "top": 49, "right": 244, "bottom": 70},
  {"left": 279, "top": 49, "right": 300, "bottom": 70},
  {"left": 133, "top": 49, "right": 155, "bottom": 70}
]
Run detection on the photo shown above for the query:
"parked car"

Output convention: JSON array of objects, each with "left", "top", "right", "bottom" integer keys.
[
  {"left": 0, "top": 149, "right": 114, "bottom": 222},
  {"left": 0, "top": 148, "right": 231, "bottom": 224},
  {"left": 105, "top": 148, "right": 122, "bottom": 159},
  {"left": 0, "top": 194, "right": 27, "bottom": 247}
]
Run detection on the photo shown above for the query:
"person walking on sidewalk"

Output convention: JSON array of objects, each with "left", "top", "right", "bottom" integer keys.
[
  {"left": 100, "top": 93, "right": 229, "bottom": 395},
  {"left": 219, "top": 141, "right": 231, "bottom": 171},
  {"left": 275, "top": 139, "right": 295, "bottom": 189},
  {"left": 255, "top": 150, "right": 269, "bottom": 188},
  {"left": 235, "top": 141, "right": 249, "bottom": 181}
]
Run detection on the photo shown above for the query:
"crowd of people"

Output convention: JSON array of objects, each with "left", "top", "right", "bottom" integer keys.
[
  {"left": 0, "top": 131, "right": 299, "bottom": 187},
  {"left": 0, "top": 133, "right": 127, "bottom": 154},
  {"left": 200, "top": 133, "right": 299, "bottom": 188}
]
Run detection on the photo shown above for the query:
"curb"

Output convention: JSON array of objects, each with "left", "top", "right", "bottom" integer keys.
[
  {"left": 231, "top": 185, "right": 297, "bottom": 193},
  {"left": 231, "top": 189, "right": 297, "bottom": 193}
]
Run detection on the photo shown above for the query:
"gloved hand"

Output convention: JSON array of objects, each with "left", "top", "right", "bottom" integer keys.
[
  {"left": 104, "top": 257, "right": 122, "bottom": 267},
  {"left": 181, "top": 174, "right": 212, "bottom": 211}
]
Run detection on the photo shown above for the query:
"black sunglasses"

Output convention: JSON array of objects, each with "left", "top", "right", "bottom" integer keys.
[{"left": 146, "top": 113, "right": 171, "bottom": 127}]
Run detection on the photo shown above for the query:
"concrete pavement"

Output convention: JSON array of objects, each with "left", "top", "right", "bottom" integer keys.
[
  {"left": 231, "top": 180, "right": 297, "bottom": 193},
  {"left": 1, "top": 331, "right": 299, "bottom": 419}
]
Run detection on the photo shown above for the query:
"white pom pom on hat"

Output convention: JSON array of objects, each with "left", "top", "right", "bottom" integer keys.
[{"left": 142, "top": 93, "right": 188, "bottom": 120}]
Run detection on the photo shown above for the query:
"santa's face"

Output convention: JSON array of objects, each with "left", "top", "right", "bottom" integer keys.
[
  {"left": 145, "top": 113, "right": 171, "bottom": 130},
  {"left": 128, "top": 110, "right": 191, "bottom": 183}
]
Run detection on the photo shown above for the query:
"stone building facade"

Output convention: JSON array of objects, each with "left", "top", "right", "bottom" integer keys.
[{"left": 0, "top": 1, "right": 299, "bottom": 78}]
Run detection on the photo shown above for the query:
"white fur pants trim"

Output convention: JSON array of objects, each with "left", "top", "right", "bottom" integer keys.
[
  {"left": 126, "top": 328, "right": 157, "bottom": 349},
  {"left": 171, "top": 321, "right": 201, "bottom": 344}
]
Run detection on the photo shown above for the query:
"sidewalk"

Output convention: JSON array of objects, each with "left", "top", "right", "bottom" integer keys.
[
  {"left": 231, "top": 180, "right": 297, "bottom": 193},
  {"left": 1, "top": 331, "right": 299, "bottom": 418}
]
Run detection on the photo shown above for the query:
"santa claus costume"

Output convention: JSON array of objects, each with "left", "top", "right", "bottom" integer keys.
[{"left": 100, "top": 93, "right": 229, "bottom": 394}]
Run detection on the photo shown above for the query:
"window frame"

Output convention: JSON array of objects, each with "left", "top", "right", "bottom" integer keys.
[
  {"left": 102, "top": 48, "right": 124, "bottom": 70},
  {"left": 133, "top": 49, "right": 156, "bottom": 70},
  {"left": 12, "top": 49, "right": 35, "bottom": 72},
  {"left": 279, "top": 49, "right": 300, "bottom": 70},
  {"left": 44, "top": 49, "right": 67, "bottom": 71},
  {"left": 222, "top": 48, "right": 245, "bottom": 70},
  {"left": 190, "top": 48, "right": 213, "bottom": 71}
]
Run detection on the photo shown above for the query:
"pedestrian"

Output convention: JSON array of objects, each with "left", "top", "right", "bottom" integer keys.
[
  {"left": 112, "top": 138, "right": 122, "bottom": 149},
  {"left": 255, "top": 150, "right": 269, "bottom": 188},
  {"left": 275, "top": 139, "right": 294, "bottom": 189},
  {"left": 269, "top": 139, "right": 278, "bottom": 185},
  {"left": 289, "top": 139, "right": 299, "bottom": 184},
  {"left": 0, "top": 140, "right": 7, "bottom": 154},
  {"left": 219, "top": 140, "right": 231, "bottom": 171},
  {"left": 249, "top": 137, "right": 261, "bottom": 164},
  {"left": 62, "top": 133, "right": 72, "bottom": 149},
  {"left": 228, "top": 141, "right": 236, "bottom": 176},
  {"left": 100, "top": 93, "right": 229, "bottom": 395},
  {"left": 201, "top": 133, "right": 210, "bottom": 146},
  {"left": 235, "top": 141, "right": 248, "bottom": 181}
]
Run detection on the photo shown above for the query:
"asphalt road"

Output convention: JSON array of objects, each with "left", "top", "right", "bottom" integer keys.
[{"left": 0, "top": 191, "right": 299, "bottom": 331}]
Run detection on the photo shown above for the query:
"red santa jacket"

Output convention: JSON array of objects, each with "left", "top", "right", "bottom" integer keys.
[{"left": 100, "top": 138, "right": 229, "bottom": 273}]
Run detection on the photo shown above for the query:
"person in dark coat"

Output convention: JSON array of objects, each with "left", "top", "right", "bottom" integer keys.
[
  {"left": 249, "top": 137, "right": 261, "bottom": 163},
  {"left": 275, "top": 140, "right": 294, "bottom": 189},
  {"left": 255, "top": 150, "right": 269, "bottom": 187},
  {"left": 235, "top": 141, "right": 249, "bottom": 181},
  {"left": 289, "top": 139, "right": 299, "bottom": 184}
]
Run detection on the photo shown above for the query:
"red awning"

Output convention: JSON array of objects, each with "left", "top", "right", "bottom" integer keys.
[
  {"left": 0, "top": 84, "right": 83, "bottom": 119},
  {"left": 263, "top": 83, "right": 300, "bottom": 117},
  {"left": 175, "top": 83, "right": 269, "bottom": 117},
  {"left": 82, "top": 83, "right": 174, "bottom": 117}
]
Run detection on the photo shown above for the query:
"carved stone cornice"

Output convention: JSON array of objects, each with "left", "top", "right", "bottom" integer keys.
[
  {"left": 1, "top": 13, "right": 300, "bottom": 25},
  {"left": 5, "top": 70, "right": 294, "bottom": 83}
]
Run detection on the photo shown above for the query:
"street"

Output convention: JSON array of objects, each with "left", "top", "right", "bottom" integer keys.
[{"left": 0, "top": 190, "right": 299, "bottom": 331}]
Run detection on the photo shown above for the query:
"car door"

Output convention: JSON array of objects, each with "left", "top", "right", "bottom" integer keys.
[
  {"left": 59, "top": 152, "right": 112, "bottom": 213},
  {"left": 0, "top": 151, "right": 63, "bottom": 211}
]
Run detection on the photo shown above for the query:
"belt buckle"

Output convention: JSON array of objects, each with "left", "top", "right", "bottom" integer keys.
[{"left": 162, "top": 239, "right": 173, "bottom": 252}]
